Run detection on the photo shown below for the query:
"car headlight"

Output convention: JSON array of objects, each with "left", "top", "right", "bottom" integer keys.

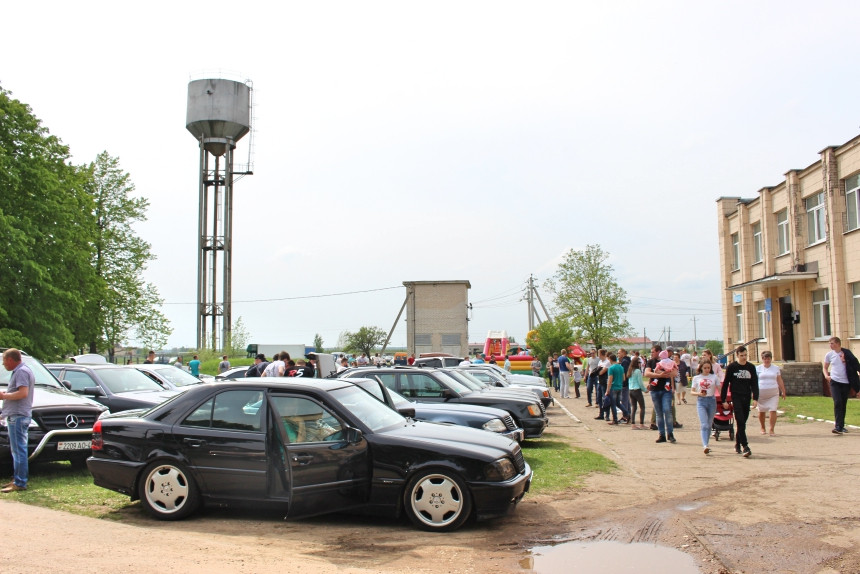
[
  {"left": 482, "top": 418, "right": 507, "bottom": 433},
  {"left": 527, "top": 404, "right": 540, "bottom": 416},
  {"left": 484, "top": 457, "right": 516, "bottom": 481}
]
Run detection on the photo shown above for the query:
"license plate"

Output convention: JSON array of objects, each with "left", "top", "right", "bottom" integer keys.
[{"left": 57, "top": 441, "right": 90, "bottom": 451}]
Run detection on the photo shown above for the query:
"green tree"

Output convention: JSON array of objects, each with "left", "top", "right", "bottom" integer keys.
[
  {"left": 525, "top": 318, "right": 574, "bottom": 365},
  {"left": 82, "top": 151, "right": 171, "bottom": 360},
  {"left": 0, "top": 86, "right": 98, "bottom": 359},
  {"left": 229, "top": 316, "right": 250, "bottom": 357},
  {"left": 704, "top": 340, "right": 724, "bottom": 356},
  {"left": 547, "top": 244, "right": 633, "bottom": 350},
  {"left": 343, "top": 326, "right": 386, "bottom": 358},
  {"left": 313, "top": 333, "right": 324, "bottom": 353}
]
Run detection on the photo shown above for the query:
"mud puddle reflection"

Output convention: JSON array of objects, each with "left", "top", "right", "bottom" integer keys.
[{"left": 520, "top": 540, "right": 699, "bottom": 573}]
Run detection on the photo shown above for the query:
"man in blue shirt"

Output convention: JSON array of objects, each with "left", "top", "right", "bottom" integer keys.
[
  {"left": 558, "top": 349, "right": 571, "bottom": 399},
  {"left": 1, "top": 349, "right": 35, "bottom": 492},
  {"left": 188, "top": 355, "right": 201, "bottom": 377}
]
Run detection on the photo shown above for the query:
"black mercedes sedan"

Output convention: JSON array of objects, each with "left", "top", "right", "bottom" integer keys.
[{"left": 87, "top": 379, "right": 532, "bottom": 532}]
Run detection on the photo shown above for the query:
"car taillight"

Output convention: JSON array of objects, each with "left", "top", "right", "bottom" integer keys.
[{"left": 91, "top": 420, "right": 103, "bottom": 451}]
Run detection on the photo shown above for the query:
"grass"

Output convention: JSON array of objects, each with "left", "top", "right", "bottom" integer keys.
[
  {"left": 4, "top": 462, "right": 133, "bottom": 518},
  {"left": 521, "top": 433, "right": 616, "bottom": 494},
  {"left": 780, "top": 396, "right": 860, "bottom": 426}
]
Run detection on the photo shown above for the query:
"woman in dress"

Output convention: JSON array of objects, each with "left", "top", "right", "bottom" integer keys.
[
  {"left": 690, "top": 360, "right": 720, "bottom": 454},
  {"left": 756, "top": 351, "right": 786, "bottom": 436}
]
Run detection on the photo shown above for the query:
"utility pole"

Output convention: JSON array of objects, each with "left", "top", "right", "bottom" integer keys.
[{"left": 692, "top": 315, "right": 698, "bottom": 351}]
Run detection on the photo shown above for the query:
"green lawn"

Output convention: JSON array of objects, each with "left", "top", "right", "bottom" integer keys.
[
  {"left": 521, "top": 433, "right": 616, "bottom": 494},
  {"left": 781, "top": 396, "right": 860, "bottom": 426}
]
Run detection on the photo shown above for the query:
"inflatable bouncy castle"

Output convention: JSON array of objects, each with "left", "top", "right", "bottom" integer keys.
[{"left": 483, "top": 331, "right": 534, "bottom": 374}]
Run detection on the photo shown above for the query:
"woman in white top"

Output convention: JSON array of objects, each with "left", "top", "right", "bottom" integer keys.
[
  {"left": 691, "top": 360, "right": 720, "bottom": 455},
  {"left": 756, "top": 351, "right": 786, "bottom": 436},
  {"left": 701, "top": 349, "right": 723, "bottom": 382}
]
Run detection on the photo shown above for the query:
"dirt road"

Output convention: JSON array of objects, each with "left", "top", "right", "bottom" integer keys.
[{"left": 1, "top": 394, "right": 858, "bottom": 574}]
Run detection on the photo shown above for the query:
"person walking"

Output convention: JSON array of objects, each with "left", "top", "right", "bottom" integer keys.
[
  {"left": 572, "top": 365, "right": 582, "bottom": 398},
  {"left": 823, "top": 336, "right": 860, "bottom": 435},
  {"left": 550, "top": 353, "right": 560, "bottom": 392},
  {"left": 756, "top": 351, "right": 786, "bottom": 436},
  {"left": 188, "top": 355, "right": 201, "bottom": 377},
  {"left": 218, "top": 355, "right": 231, "bottom": 373},
  {"left": 530, "top": 356, "right": 542, "bottom": 378},
  {"left": 720, "top": 346, "right": 758, "bottom": 457},
  {"left": 645, "top": 344, "right": 677, "bottom": 443},
  {"left": 691, "top": 360, "right": 720, "bottom": 454},
  {"left": 627, "top": 359, "right": 647, "bottom": 429},
  {"left": 604, "top": 353, "right": 630, "bottom": 425},
  {"left": 558, "top": 349, "right": 571, "bottom": 399},
  {"left": 1, "top": 349, "right": 35, "bottom": 492},
  {"left": 585, "top": 349, "right": 600, "bottom": 407},
  {"left": 594, "top": 349, "right": 611, "bottom": 421}
]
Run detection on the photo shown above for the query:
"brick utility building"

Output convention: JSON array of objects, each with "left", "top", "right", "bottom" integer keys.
[
  {"left": 717, "top": 133, "right": 860, "bottom": 371},
  {"left": 403, "top": 281, "right": 471, "bottom": 358}
]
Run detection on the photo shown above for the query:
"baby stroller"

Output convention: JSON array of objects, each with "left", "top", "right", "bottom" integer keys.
[{"left": 712, "top": 389, "right": 734, "bottom": 441}]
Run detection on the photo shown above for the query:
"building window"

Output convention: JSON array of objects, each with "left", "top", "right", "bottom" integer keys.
[
  {"left": 441, "top": 334, "right": 461, "bottom": 346},
  {"left": 752, "top": 222, "right": 762, "bottom": 263},
  {"left": 731, "top": 233, "right": 740, "bottom": 270},
  {"left": 812, "top": 288, "right": 831, "bottom": 339},
  {"left": 776, "top": 209, "right": 790, "bottom": 255},
  {"left": 735, "top": 305, "right": 743, "bottom": 342},
  {"left": 847, "top": 174, "right": 860, "bottom": 232},
  {"left": 853, "top": 282, "right": 860, "bottom": 337},
  {"left": 806, "top": 192, "right": 826, "bottom": 245},
  {"left": 756, "top": 301, "right": 767, "bottom": 339},
  {"left": 414, "top": 334, "right": 432, "bottom": 346}
]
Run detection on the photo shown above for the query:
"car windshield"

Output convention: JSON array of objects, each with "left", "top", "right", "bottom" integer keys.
[
  {"left": 432, "top": 370, "right": 473, "bottom": 394},
  {"left": 97, "top": 368, "right": 167, "bottom": 394},
  {"left": 330, "top": 385, "right": 406, "bottom": 432},
  {"left": 148, "top": 366, "right": 202, "bottom": 387},
  {"left": 0, "top": 356, "right": 63, "bottom": 388},
  {"left": 442, "top": 369, "right": 485, "bottom": 391}
]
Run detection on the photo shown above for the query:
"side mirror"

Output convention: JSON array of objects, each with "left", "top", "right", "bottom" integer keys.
[
  {"left": 61, "top": 380, "right": 72, "bottom": 390},
  {"left": 396, "top": 406, "right": 416, "bottom": 419},
  {"left": 84, "top": 386, "right": 105, "bottom": 397},
  {"left": 345, "top": 427, "right": 363, "bottom": 444},
  {"left": 442, "top": 388, "right": 456, "bottom": 400}
]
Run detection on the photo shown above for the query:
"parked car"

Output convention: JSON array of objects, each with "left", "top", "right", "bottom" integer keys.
[
  {"left": 46, "top": 364, "right": 182, "bottom": 413},
  {"left": 347, "top": 377, "right": 524, "bottom": 442},
  {"left": 87, "top": 378, "right": 532, "bottom": 531},
  {"left": 442, "top": 368, "right": 553, "bottom": 408},
  {"left": 131, "top": 363, "right": 204, "bottom": 391},
  {"left": 413, "top": 356, "right": 463, "bottom": 368},
  {"left": 215, "top": 366, "right": 254, "bottom": 380},
  {"left": 0, "top": 350, "right": 107, "bottom": 466},
  {"left": 340, "top": 367, "right": 547, "bottom": 438}
]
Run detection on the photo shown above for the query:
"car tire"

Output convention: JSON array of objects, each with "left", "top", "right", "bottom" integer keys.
[
  {"left": 403, "top": 469, "right": 472, "bottom": 532},
  {"left": 68, "top": 455, "right": 88, "bottom": 470},
  {"left": 138, "top": 461, "right": 199, "bottom": 520}
]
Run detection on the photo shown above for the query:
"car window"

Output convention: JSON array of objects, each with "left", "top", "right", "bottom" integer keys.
[
  {"left": 182, "top": 390, "right": 264, "bottom": 431},
  {"left": 270, "top": 396, "right": 343, "bottom": 443},
  {"left": 430, "top": 371, "right": 472, "bottom": 394},
  {"left": 96, "top": 368, "right": 168, "bottom": 393},
  {"left": 149, "top": 367, "right": 202, "bottom": 387},
  {"left": 442, "top": 370, "right": 483, "bottom": 391},
  {"left": 1, "top": 356, "right": 63, "bottom": 388},
  {"left": 329, "top": 385, "right": 405, "bottom": 432},
  {"left": 63, "top": 370, "right": 98, "bottom": 393},
  {"left": 401, "top": 373, "right": 446, "bottom": 398}
]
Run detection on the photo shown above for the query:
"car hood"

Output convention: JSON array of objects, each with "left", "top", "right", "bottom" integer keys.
[
  {"left": 1, "top": 385, "right": 106, "bottom": 411},
  {"left": 117, "top": 389, "right": 182, "bottom": 402},
  {"left": 378, "top": 420, "right": 517, "bottom": 459},
  {"left": 411, "top": 401, "right": 509, "bottom": 419}
]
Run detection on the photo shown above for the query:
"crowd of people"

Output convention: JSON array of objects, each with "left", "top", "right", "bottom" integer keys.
[{"left": 546, "top": 340, "right": 858, "bottom": 458}]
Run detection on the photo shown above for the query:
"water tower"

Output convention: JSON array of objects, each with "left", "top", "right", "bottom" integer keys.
[{"left": 186, "top": 78, "right": 252, "bottom": 351}]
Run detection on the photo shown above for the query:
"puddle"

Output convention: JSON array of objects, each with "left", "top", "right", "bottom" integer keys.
[
  {"left": 520, "top": 540, "right": 699, "bottom": 573},
  {"left": 676, "top": 501, "right": 707, "bottom": 512}
]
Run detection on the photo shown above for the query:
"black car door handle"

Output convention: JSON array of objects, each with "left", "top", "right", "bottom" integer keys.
[
  {"left": 291, "top": 454, "right": 313, "bottom": 465},
  {"left": 183, "top": 438, "right": 207, "bottom": 447}
]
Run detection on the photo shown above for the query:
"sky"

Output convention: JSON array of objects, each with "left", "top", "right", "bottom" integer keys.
[{"left": 4, "top": 1, "right": 860, "bottom": 351}]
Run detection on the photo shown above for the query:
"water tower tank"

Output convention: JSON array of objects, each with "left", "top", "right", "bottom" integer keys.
[{"left": 186, "top": 79, "right": 251, "bottom": 157}]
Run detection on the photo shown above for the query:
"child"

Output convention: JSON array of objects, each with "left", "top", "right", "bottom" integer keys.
[{"left": 656, "top": 350, "right": 676, "bottom": 376}]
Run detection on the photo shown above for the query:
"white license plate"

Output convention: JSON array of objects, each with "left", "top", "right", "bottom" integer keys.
[{"left": 57, "top": 441, "right": 90, "bottom": 451}]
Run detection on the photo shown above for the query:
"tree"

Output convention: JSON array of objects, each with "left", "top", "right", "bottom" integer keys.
[
  {"left": 82, "top": 151, "right": 171, "bottom": 360},
  {"left": 313, "top": 333, "right": 324, "bottom": 353},
  {"left": 229, "top": 316, "right": 251, "bottom": 357},
  {"left": 547, "top": 244, "right": 633, "bottom": 350},
  {"left": 0, "top": 86, "right": 99, "bottom": 359},
  {"left": 525, "top": 319, "right": 574, "bottom": 365},
  {"left": 343, "top": 326, "right": 386, "bottom": 358},
  {"left": 704, "top": 340, "right": 724, "bottom": 356}
]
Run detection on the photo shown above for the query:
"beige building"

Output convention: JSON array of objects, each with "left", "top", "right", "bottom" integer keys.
[
  {"left": 403, "top": 280, "right": 471, "bottom": 357},
  {"left": 717, "top": 133, "right": 860, "bottom": 363}
]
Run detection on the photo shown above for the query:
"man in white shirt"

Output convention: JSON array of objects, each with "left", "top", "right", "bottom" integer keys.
[{"left": 823, "top": 336, "right": 858, "bottom": 434}]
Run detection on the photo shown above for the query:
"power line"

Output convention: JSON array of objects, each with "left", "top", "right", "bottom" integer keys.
[{"left": 163, "top": 285, "right": 402, "bottom": 305}]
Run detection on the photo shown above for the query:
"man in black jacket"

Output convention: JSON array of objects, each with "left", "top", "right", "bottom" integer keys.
[
  {"left": 721, "top": 346, "right": 759, "bottom": 457},
  {"left": 245, "top": 354, "right": 269, "bottom": 377}
]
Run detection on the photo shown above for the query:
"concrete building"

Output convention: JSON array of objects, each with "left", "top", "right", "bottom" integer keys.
[
  {"left": 717, "top": 133, "right": 860, "bottom": 366},
  {"left": 403, "top": 280, "right": 471, "bottom": 357}
]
